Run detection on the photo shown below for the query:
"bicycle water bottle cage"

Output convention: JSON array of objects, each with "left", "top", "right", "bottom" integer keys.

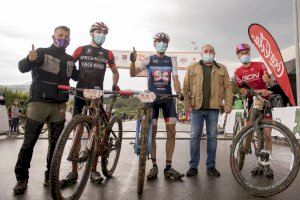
[
  {"left": 83, "top": 89, "right": 104, "bottom": 99},
  {"left": 138, "top": 91, "right": 156, "bottom": 103}
]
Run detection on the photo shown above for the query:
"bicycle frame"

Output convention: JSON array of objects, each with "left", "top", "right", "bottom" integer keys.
[
  {"left": 239, "top": 86, "right": 273, "bottom": 157},
  {"left": 71, "top": 94, "right": 120, "bottom": 161}
]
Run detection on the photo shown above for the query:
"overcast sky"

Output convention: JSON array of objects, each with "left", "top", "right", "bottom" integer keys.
[{"left": 0, "top": 0, "right": 297, "bottom": 90}]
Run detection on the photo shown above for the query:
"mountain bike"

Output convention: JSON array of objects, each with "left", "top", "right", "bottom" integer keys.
[
  {"left": 230, "top": 85, "right": 300, "bottom": 197},
  {"left": 135, "top": 92, "right": 178, "bottom": 194},
  {"left": 50, "top": 85, "right": 133, "bottom": 200}
]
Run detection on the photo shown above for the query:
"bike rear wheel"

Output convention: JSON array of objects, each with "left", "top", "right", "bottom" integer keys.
[
  {"left": 230, "top": 120, "right": 300, "bottom": 197},
  {"left": 101, "top": 115, "right": 123, "bottom": 178},
  {"left": 50, "top": 114, "right": 95, "bottom": 200},
  {"left": 137, "top": 112, "right": 150, "bottom": 194},
  {"left": 232, "top": 115, "right": 246, "bottom": 170},
  {"left": 17, "top": 120, "right": 26, "bottom": 135},
  {"left": 41, "top": 123, "right": 48, "bottom": 134}
]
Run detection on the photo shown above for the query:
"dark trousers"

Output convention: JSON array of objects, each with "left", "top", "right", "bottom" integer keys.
[
  {"left": 11, "top": 118, "right": 19, "bottom": 132},
  {"left": 14, "top": 118, "right": 65, "bottom": 182}
]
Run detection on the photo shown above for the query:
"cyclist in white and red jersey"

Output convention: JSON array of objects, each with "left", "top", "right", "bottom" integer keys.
[{"left": 234, "top": 43, "right": 274, "bottom": 178}]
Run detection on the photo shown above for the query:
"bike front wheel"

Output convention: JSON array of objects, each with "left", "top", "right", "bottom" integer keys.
[
  {"left": 232, "top": 115, "right": 246, "bottom": 170},
  {"left": 230, "top": 120, "right": 300, "bottom": 197},
  {"left": 50, "top": 114, "right": 95, "bottom": 200},
  {"left": 137, "top": 112, "right": 150, "bottom": 194}
]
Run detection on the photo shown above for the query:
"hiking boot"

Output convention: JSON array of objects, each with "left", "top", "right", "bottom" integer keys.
[
  {"left": 186, "top": 167, "right": 198, "bottom": 177},
  {"left": 164, "top": 167, "right": 185, "bottom": 180},
  {"left": 13, "top": 179, "right": 28, "bottom": 195},
  {"left": 251, "top": 164, "right": 264, "bottom": 176},
  {"left": 90, "top": 171, "right": 104, "bottom": 183},
  {"left": 147, "top": 166, "right": 158, "bottom": 180},
  {"left": 264, "top": 165, "right": 274, "bottom": 178},
  {"left": 60, "top": 172, "right": 78, "bottom": 189},
  {"left": 207, "top": 167, "right": 221, "bottom": 177}
]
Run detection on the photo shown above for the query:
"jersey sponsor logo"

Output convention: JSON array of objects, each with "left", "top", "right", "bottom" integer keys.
[
  {"left": 153, "top": 59, "right": 159, "bottom": 64},
  {"left": 81, "top": 61, "right": 105, "bottom": 69},
  {"left": 152, "top": 69, "right": 170, "bottom": 82},
  {"left": 80, "top": 55, "right": 108, "bottom": 63},
  {"left": 86, "top": 48, "right": 93, "bottom": 54},
  {"left": 148, "top": 66, "right": 172, "bottom": 91},
  {"left": 235, "top": 75, "right": 242, "bottom": 83},
  {"left": 241, "top": 72, "right": 260, "bottom": 82}
]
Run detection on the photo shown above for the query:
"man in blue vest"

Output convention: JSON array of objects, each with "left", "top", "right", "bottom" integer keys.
[{"left": 130, "top": 32, "right": 184, "bottom": 180}]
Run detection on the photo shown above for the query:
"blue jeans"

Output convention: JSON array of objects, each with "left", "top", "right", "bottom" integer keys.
[{"left": 189, "top": 109, "right": 219, "bottom": 169}]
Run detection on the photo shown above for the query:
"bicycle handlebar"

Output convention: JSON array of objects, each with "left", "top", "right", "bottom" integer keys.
[
  {"left": 241, "top": 82, "right": 271, "bottom": 104},
  {"left": 57, "top": 85, "right": 72, "bottom": 91},
  {"left": 57, "top": 85, "right": 135, "bottom": 97},
  {"left": 156, "top": 94, "right": 178, "bottom": 100}
]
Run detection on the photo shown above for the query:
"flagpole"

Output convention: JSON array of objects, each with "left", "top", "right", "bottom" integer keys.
[{"left": 293, "top": 0, "right": 300, "bottom": 105}]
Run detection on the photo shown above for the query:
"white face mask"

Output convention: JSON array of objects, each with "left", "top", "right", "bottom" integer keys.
[
  {"left": 240, "top": 55, "right": 250, "bottom": 64},
  {"left": 202, "top": 54, "right": 215, "bottom": 63},
  {"left": 155, "top": 41, "right": 168, "bottom": 53},
  {"left": 93, "top": 33, "right": 106, "bottom": 46}
]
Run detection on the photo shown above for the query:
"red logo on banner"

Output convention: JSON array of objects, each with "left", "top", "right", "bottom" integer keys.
[
  {"left": 248, "top": 23, "right": 296, "bottom": 106},
  {"left": 179, "top": 57, "right": 188, "bottom": 64},
  {"left": 122, "top": 55, "right": 127, "bottom": 60}
]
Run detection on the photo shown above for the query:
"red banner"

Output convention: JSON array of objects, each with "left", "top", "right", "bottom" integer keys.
[{"left": 248, "top": 23, "right": 296, "bottom": 106}]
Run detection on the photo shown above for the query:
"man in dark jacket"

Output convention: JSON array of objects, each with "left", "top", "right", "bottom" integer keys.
[{"left": 13, "top": 26, "right": 78, "bottom": 195}]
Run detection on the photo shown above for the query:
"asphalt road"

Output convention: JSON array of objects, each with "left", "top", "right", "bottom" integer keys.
[{"left": 0, "top": 123, "right": 299, "bottom": 200}]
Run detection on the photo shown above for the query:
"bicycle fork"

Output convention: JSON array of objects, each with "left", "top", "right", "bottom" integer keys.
[{"left": 67, "top": 125, "right": 97, "bottom": 163}]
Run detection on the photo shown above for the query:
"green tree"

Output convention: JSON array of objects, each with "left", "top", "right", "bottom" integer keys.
[{"left": 0, "top": 86, "right": 29, "bottom": 110}]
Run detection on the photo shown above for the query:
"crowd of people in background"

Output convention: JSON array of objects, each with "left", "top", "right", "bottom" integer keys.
[{"left": 177, "top": 110, "right": 190, "bottom": 123}]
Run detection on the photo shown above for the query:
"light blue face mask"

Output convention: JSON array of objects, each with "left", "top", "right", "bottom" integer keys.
[
  {"left": 240, "top": 55, "right": 250, "bottom": 64},
  {"left": 155, "top": 42, "right": 167, "bottom": 53},
  {"left": 93, "top": 33, "right": 106, "bottom": 46},
  {"left": 202, "top": 54, "right": 214, "bottom": 63}
]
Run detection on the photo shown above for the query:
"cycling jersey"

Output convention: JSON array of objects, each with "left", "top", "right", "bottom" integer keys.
[
  {"left": 234, "top": 61, "right": 268, "bottom": 90},
  {"left": 234, "top": 61, "right": 272, "bottom": 120},
  {"left": 73, "top": 45, "right": 115, "bottom": 90},
  {"left": 138, "top": 54, "right": 178, "bottom": 124},
  {"left": 72, "top": 45, "right": 114, "bottom": 115},
  {"left": 138, "top": 55, "right": 178, "bottom": 95}
]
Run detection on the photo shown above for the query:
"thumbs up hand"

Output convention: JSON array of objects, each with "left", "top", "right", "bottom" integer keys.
[
  {"left": 262, "top": 70, "right": 270, "bottom": 83},
  {"left": 28, "top": 44, "right": 37, "bottom": 62},
  {"left": 130, "top": 47, "right": 137, "bottom": 62}
]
